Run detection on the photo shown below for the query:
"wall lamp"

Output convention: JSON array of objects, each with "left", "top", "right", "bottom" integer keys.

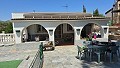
[
  {"left": 76, "top": 29, "right": 80, "bottom": 35},
  {"left": 16, "top": 30, "right": 20, "bottom": 33},
  {"left": 49, "top": 29, "right": 53, "bottom": 36}
]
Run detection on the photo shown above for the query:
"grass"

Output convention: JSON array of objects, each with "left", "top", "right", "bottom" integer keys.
[{"left": 0, "top": 60, "right": 22, "bottom": 68}]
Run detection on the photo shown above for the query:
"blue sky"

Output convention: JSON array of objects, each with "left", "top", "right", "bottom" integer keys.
[{"left": 0, "top": 0, "right": 114, "bottom": 21}]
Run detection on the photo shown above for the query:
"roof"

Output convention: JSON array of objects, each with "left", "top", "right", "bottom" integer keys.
[
  {"left": 105, "top": 8, "right": 113, "bottom": 14},
  {"left": 109, "top": 26, "right": 120, "bottom": 28},
  {"left": 113, "top": 9, "right": 120, "bottom": 12},
  {"left": 23, "top": 12, "right": 92, "bottom": 16},
  {"left": 11, "top": 12, "right": 109, "bottom": 20},
  {"left": 11, "top": 17, "right": 109, "bottom": 20},
  {"left": 113, "top": 23, "right": 120, "bottom": 26}
]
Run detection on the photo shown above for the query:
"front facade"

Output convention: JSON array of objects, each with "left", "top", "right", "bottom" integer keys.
[{"left": 11, "top": 12, "right": 109, "bottom": 46}]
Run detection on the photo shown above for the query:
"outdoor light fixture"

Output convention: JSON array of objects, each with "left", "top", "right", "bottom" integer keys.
[
  {"left": 104, "top": 28, "right": 107, "bottom": 34},
  {"left": 76, "top": 29, "right": 80, "bottom": 35},
  {"left": 16, "top": 30, "right": 20, "bottom": 33},
  {"left": 49, "top": 29, "right": 53, "bottom": 36},
  {"left": 16, "top": 30, "right": 20, "bottom": 37}
]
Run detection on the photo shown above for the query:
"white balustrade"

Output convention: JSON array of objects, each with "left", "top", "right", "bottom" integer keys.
[{"left": 0, "top": 33, "right": 15, "bottom": 45}]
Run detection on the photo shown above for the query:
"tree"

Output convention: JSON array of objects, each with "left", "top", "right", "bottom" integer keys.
[
  {"left": 93, "top": 9, "right": 105, "bottom": 17},
  {"left": 4, "top": 22, "right": 13, "bottom": 33},
  {"left": 93, "top": 8, "right": 99, "bottom": 17},
  {"left": 99, "top": 14, "right": 105, "bottom": 17},
  {"left": 83, "top": 5, "right": 86, "bottom": 13},
  {"left": 0, "top": 21, "right": 13, "bottom": 33}
]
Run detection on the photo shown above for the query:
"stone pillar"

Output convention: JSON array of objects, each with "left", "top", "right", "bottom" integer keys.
[
  {"left": 14, "top": 29, "right": 22, "bottom": 44},
  {"left": 48, "top": 29, "right": 55, "bottom": 47},
  {"left": 103, "top": 27, "right": 109, "bottom": 39},
  {"left": 101, "top": 26, "right": 109, "bottom": 41},
  {"left": 74, "top": 27, "right": 81, "bottom": 45}
]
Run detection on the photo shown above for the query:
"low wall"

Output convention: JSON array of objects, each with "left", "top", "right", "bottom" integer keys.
[
  {"left": 29, "top": 51, "right": 43, "bottom": 68},
  {"left": 0, "top": 33, "right": 15, "bottom": 45},
  {"left": 29, "top": 43, "right": 44, "bottom": 68}
]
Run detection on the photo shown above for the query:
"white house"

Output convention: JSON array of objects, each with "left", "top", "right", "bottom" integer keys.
[{"left": 11, "top": 12, "right": 110, "bottom": 46}]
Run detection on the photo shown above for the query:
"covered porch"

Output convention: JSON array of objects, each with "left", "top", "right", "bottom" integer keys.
[{"left": 11, "top": 12, "right": 110, "bottom": 46}]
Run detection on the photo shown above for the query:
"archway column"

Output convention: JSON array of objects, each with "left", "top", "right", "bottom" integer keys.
[
  {"left": 74, "top": 27, "right": 82, "bottom": 45},
  {"left": 13, "top": 28, "right": 23, "bottom": 44},
  {"left": 74, "top": 28, "right": 81, "bottom": 40},
  {"left": 102, "top": 26, "right": 109, "bottom": 39},
  {"left": 48, "top": 28, "right": 55, "bottom": 47}
]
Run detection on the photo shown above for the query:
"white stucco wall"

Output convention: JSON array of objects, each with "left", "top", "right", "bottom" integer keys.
[
  {"left": 12, "top": 13, "right": 24, "bottom": 19},
  {"left": 12, "top": 22, "right": 24, "bottom": 43},
  {"left": 12, "top": 19, "right": 109, "bottom": 44}
]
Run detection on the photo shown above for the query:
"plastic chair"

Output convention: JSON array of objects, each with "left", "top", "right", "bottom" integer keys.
[
  {"left": 93, "top": 46, "right": 107, "bottom": 63},
  {"left": 77, "top": 45, "right": 88, "bottom": 60},
  {"left": 107, "top": 46, "right": 119, "bottom": 62},
  {"left": 115, "top": 41, "right": 120, "bottom": 57}
]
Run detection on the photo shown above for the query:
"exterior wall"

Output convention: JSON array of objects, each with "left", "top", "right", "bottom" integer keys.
[
  {"left": 118, "top": 1, "right": 120, "bottom": 23},
  {"left": 13, "top": 22, "right": 24, "bottom": 43},
  {"left": 12, "top": 13, "right": 24, "bottom": 19},
  {"left": 13, "top": 19, "right": 109, "bottom": 45},
  {"left": 106, "top": 11, "right": 112, "bottom": 17},
  {"left": 112, "top": 1, "right": 120, "bottom": 24}
]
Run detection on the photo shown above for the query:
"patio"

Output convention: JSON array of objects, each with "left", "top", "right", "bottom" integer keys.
[
  {"left": 43, "top": 45, "right": 120, "bottom": 68},
  {"left": 0, "top": 42, "right": 120, "bottom": 68},
  {"left": 0, "top": 42, "right": 40, "bottom": 68}
]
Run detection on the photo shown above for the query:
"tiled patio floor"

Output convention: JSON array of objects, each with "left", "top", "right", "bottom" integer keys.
[
  {"left": 0, "top": 42, "right": 40, "bottom": 63},
  {"left": 43, "top": 45, "right": 120, "bottom": 68},
  {"left": 1, "top": 42, "right": 120, "bottom": 68}
]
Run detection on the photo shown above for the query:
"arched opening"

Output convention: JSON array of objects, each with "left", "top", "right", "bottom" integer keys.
[
  {"left": 54, "top": 23, "right": 74, "bottom": 46},
  {"left": 81, "top": 23, "right": 103, "bottom": 39},
  {"left": 22, "top": 24, "right": 49, "bottom": 42}
]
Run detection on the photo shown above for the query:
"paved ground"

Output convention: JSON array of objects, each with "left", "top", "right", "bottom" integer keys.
[
  {"left": 1, "top": 42, "right": 120, "bottom": 68},
  {"left": 43, "top": 45, "right": 120, "bottom": 68},
  {"left": 0, "top": 42, "right": 40, "bottom": 63}
]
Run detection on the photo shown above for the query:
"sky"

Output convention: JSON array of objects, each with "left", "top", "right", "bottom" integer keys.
[{"left": 0, "top": 0, "right": 115, "bottom": 21}]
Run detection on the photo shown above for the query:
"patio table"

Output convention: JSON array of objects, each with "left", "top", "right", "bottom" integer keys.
[{"left": 78, "top": 40, "right": 119, "bottom": 63}]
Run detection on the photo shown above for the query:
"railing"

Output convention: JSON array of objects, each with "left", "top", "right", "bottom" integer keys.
[
  {"left": 29, "top": 42, "right": 44, "bottom": 68},
  {"left": 0, "top": 33, "right": 15, "bottom": 45}
]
